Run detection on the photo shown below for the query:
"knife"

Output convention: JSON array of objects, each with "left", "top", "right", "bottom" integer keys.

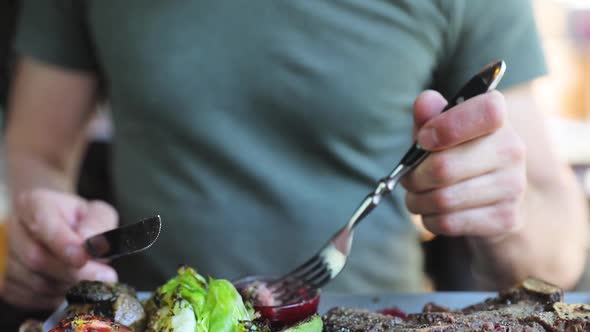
[{"left": 84, "top": 215, "right": 162, "bottom": 260}]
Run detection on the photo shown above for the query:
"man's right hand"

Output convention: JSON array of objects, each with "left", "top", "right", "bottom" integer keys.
[{"left": 1, "top": 189, "right": 119, "bottom": 310}]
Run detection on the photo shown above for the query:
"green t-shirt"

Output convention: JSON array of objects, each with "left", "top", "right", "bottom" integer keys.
[{"left": 15, "top": 0, "right": 545, "bottom": 292}]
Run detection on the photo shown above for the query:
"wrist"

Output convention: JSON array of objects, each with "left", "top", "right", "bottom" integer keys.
[{"left": 467, "top": 228, "right": 529, "bottom": 289}]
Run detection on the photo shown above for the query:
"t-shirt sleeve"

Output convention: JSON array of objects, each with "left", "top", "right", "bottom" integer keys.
[
  {"left": 14, "top": 0, "right": 98, "bottom": 72},
  {"left": 433, "top": 0, "right": 547, "bottom": 98}
]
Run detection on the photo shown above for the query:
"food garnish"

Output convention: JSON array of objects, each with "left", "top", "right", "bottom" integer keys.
[{"left": 144, "top": 266, "right": 257, "bottom": 332}]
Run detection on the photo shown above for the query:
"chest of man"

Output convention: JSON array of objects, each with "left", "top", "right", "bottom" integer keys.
[{"left": 85, "top": 0, "right": 448, "bottom": 142}]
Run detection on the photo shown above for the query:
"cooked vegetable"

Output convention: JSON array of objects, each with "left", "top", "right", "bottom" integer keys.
[
  {"left": 279, "top": 315, "right": 322, "bottom": 332},
  {"left": 146, "top": 297, "right": 197, "bottom": 332},
  {"left": 113, "top": 293, "right": 147, "bottom": 329},
  {"left": 145, "top": 266, "right": 256, "bottom": 332},
  {"left": 65, "top": 280, "right": 146, "bottom": 331}
]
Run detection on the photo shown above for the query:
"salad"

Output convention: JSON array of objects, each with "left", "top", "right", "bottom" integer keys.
[{"left": 48, "top": 266, "right": 322, "bottom": 332}]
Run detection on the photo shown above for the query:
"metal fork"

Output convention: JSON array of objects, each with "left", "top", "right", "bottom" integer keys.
[{"left": 269, "top": 60, "right": 507, "bottom": 304}]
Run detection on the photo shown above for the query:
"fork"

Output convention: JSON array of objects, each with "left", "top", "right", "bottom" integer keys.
[{"left": 269, "top": 60, "right": 507, "bottom": 304}]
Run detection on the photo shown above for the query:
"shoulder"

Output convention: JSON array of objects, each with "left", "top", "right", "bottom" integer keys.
[
  {"left": 434, "top": 0, "right": 535, "bottom": 20},
  {"left": 15, "top": 0, "right": 97, "bottom": 71},
  {"left": 430, "top": 0, "right": 545, "bottom": 97}
]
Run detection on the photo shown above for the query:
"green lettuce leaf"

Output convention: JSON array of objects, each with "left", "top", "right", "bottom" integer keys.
[
  {"left": 198, "top": 278, "right": 254, "bottom": 332},
  {"left": 147, "top": 266, "right": 255, "bottom": 332},
  {"left": 159, "top": 266, "right": 208, "bottom": 315}
]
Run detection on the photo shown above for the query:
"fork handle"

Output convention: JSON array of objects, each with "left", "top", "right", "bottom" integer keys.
[
  {"left": 346, "top": 60, "right": 506, "bottom": 231},
  {"left": 399, "top": 61, "right": 505, "bottom": 169}
]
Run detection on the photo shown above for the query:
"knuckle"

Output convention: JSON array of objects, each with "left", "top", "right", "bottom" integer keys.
[
  {"left": 399, "top": 175, "right": 415, "bottom": 192},
  {"left": 23, "top": 246, "right": 45, "bottom": 271},
  {"left": 435, "top": 215, "right": 458, "bottom": 235},
  {"left": 495, "top": 203, "right": 519, "bottom": 230},
  {"left": 30, "top": 210, "right": 45, "bottom": 233},
  {"left": 500, "top": 171, "right": 527, "bottom": 198},
  {"left": 500, "top": 133, "right": 526, "bottom": 164},
  {"left": 428, "top": 154, "right": 453, "bottom": 183},
  {"left": 29, "top": 188, "right": 50, "bottom": 202},
  {"left": 483, "top": 91, "right": 507, "bottom": 129},
  {"left": 404, "top": 194, "right": 419, "bottom": 214},
  {"left": 436, "top": 121, "right": 462, "bottom": 147},
  {"left": 30, "top": 276, "right": 53, "bottom": 294},
  {"left": 432, "top": 190, "right": 453, "bottom": 211},
  {"left": 32, "top": 208, "right": 44, "bottom": 224},
  {"left": 421, "top": 216, "right": 436, "bottom": 232},
  {"left": 16, "top": 191, "right": 31, "bottom": 211},
  {"left": 510, "top": 173, "right": 527, "bottom": 197}
]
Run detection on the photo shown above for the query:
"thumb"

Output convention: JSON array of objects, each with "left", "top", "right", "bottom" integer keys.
[
  {"left": 75, "top": 200, "right": 119, "bottom": 239},
  {"left": 413, "top": 90, "right": 448, "bottom": 137}
]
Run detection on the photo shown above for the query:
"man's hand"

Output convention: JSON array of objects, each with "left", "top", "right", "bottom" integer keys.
[
  {"left": 1, "top": 189, "right": 118, "bottom": 310},
  {"left": 402, "top": 90, "right": 527, "bottom": 239}
]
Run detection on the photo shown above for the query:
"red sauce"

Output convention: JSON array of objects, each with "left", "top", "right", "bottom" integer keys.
[
  {"left": 233, "top": 276, "right": 321, "bottom": 329},
  {"left": 254, "top": 290, "right": 320, "bottom": 328},
  {"left": 377, "top": 307, "right": 408, "bottom": 319}
]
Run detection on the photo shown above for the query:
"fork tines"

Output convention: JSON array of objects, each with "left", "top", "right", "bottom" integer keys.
[{"left": 269, "top": 254, "right": 331, "bottom": 304}]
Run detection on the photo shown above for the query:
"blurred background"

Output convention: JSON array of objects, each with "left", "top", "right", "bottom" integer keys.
[
  {"left": 532, "top": 0, "right": 590, "bottom": 178},
  {"left": 0, "top": 0, "right": 589, "bottom": 291}
]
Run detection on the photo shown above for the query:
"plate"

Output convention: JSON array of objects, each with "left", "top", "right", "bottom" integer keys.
[{"left": 42, "top": 292, "right": 590, "bottom": 332}]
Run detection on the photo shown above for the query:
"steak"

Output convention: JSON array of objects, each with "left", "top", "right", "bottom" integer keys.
[{"left": 323, "top": 278, "right": 590, "bottom": 332}]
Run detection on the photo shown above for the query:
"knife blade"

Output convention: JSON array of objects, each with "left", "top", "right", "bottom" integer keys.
[{"left": 84, "top": 215, "right": 162, "bottom": 259}]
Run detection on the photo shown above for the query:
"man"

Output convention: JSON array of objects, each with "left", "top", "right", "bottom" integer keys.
[{"left": 2, "top": 0, "right": 588, "bottom": 314}]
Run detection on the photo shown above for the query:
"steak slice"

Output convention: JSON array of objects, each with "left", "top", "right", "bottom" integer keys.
[
  {"left": 322, "top": 307, "right": 403, "bottom": 332},
  {"left": 323, "top": 278, "right": 588, "bottom": 332}
]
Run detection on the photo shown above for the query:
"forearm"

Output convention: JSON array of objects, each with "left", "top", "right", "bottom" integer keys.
[
  {"left": 5, "top": 144, "right": 81, "bottom": 199},
  {"left": 470, "top": 166, "right": 589, "bottom": 290},
  {"left": 5, "top": 57, "right": 98, "bottom": 204}
]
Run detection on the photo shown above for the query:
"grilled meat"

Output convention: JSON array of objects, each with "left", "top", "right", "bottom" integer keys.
[
  {"left": 66, "top": 280, "right": 136, "bottom": 304},
  {"left": 323, "top": 308, "right": 403, "bottom": 332},
  {"left": 323, "top": 278, "right": 588, "bottom": 332}
]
